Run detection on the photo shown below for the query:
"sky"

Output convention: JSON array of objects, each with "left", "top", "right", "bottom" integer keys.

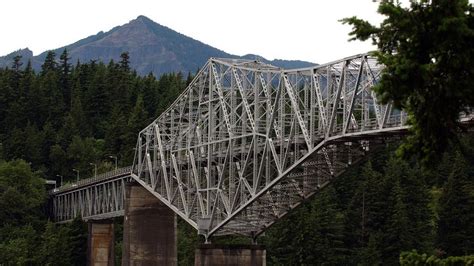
[{"left": 0, "top": 0, "right": 385, "bottom": 64}]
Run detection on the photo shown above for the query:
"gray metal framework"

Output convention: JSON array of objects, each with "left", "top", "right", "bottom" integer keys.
[
  {"left": 131, "top": 54, "right": 409, "bottom": 239},
  {"left": 52, "top": 167, "right": 131, "bottom": 222},
  {"left": 50, "top": 54, "right": 472, "bottom": 238}
]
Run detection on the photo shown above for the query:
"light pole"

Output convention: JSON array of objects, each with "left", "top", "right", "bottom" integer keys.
[
  {"left": 109, "top": 155, "right": 118, "bottom": 170},
  {"left": 72, "top": 168, "right": 79, "bottom": 182},
  {"left": 56, "top": 174, "right": 63, "bottom": 187},
  {"left": 90, "top": 163, "right": 97, "bottom": 177}
]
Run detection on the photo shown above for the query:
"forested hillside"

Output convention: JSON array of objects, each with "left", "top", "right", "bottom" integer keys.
[
  {"left": 0, "top": 51, "right": 472, "bottom": 265},
  {"left": 0, "top": 50, "right": 189, "bottom": 181}
]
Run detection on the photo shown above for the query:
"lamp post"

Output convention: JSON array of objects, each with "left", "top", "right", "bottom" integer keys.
[
  {"left": 56, "top": 174, "right": 63, "bottom": 187},
  {"left": 90, "top": 163, "right": 97, "bottom": 178},
  {"left": 72, "top": 168, "right": 79, "bottom": 182},
  {"left": 109, "top": 155, "right": 118, "bottom": 170}
]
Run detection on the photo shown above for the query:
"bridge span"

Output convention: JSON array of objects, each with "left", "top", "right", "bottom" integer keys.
[{"left": 49, "top": 53, "right": 473, "bottom": 265}]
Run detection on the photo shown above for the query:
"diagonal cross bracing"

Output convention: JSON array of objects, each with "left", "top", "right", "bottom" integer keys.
[
  {"left": 129, "top": 54, "right": 413, "bottom": 239},
  {"left": 51, "top": 54, "right": 473, "bottom": 239}
]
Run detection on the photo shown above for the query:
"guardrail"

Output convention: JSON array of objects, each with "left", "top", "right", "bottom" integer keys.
[{"left": 51, "top": 166, "right": 132, "bottom": 194}]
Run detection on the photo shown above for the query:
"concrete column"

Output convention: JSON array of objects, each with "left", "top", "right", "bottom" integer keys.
[
  {"left": 88, "top": 220, "right": 115, "bottom": 266},
  {"left": 122, "top": 182, "right": 177, "bottom": 266},
  {"left": 195, "top": 244, "right": 266, "bottom": 266}
]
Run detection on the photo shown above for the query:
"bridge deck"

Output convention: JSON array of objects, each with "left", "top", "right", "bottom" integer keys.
[{"left": 49, "top": 54, "right": 473, "bottom": 239}]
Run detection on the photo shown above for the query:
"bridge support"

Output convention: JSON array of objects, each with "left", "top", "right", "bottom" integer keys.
[
  {"left": 88, "top": 220, "right": 115, "bottom": 266},
  {"left": 122, "top": 182, "right": 177, "bottom": 266},
  {"left": 194, "top": 244, "right": 266, "bottom": 266}
]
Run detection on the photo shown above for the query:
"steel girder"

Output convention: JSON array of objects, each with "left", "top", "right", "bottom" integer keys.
[
  {"left": 131, "top": 54, "right": 410, "bottom": 239},
  {"left": 51, "top": 167, "right": 131, "bottom": 222}
]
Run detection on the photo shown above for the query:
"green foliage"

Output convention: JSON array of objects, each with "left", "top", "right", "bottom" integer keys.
[
  {"left": 0, "top": 48, "right": 472, "bottom": 265},
  {"left": 0, "top": 160, "right": 46, "bottom": 226},
  {"left": 0, "top": 49, "right": 188, "bottom": 181},
  {"left": 67, "top": 217, "right": 88, "bottom": 266},
  {"left": 400, "top": 250, "right": 474, "bottom": 266},
  {"left": 437, "top": 151, "right": 474, "bottom": 256},
  {"left": 39, "top": 222, "right": 73, "bottom": 265},
  {"left": 0, "top": 50, "right": 189, "bottom": 264},
  {"left": 262, "top": 150, "right": 439, "bottom": 265},
  {"left": 341, "top": 0, "right": 474, "bottom": 164},
  {"left": 0, "top": 224, "right": 39, "bottom": 265},
  {"left": 177, "top": 219, "right": 199, "bottom": 265}
]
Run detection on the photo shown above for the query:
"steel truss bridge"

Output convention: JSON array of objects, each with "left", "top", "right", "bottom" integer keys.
[{"left": 51, "top": 53, "right": 472, "bottom": 240}]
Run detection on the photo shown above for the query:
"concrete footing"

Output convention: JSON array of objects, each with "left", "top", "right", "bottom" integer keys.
[
  {"left": 88, "top": 220, "right": 115, "bottom": 266},
  {"left": 122, "top": 182, "right": 177, "bottom": 266},
  {"left": 194, "top": 244, "right": 266, "bottom": 266}
]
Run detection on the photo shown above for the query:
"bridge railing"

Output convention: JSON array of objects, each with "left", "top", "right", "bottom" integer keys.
[{"left": 51, "top": 166, "right": 132, "bottom": 194}]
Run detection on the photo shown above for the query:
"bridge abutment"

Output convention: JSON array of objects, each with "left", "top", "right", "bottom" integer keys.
[
  {"left": 122, "top": 182, "right": 177, "bottom": 266},
  {"left": 194, "top": 244, "right": 266, "bottom": 266},
  {"left": 88, "top": 219, "right": 115, "bottom": 266}
]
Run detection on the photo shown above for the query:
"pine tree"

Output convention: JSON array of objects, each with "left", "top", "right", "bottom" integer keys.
[
  {"left": 4, "top": 56, "right": 28, "bottom": 130},
  {"left": 41, "top": 51, "right": 57, "bottom": 74},
  {"left": 59, "top": 49, "right": 72, "bottom": 110},
  {"left": 119, "top": 52, "right": 130, "bottom": 72},
  {"left": 142, "top": 73, "right": 159, "bottom": 116},
  {"left": 39, "top": 222, "right": 72, "bottom": 265},
  {"left": 124, "top": 94, "right": 148, "bottom": 162},
  {"left": 384, "top": 157, "right": 434, "bottom": 253},
  {"left": 345, "top": 162, "right": 389, "bottom": 263},
  {"left": 437, "top": 152, "right": 474, "bottom": 256},
  {"left": 341, "top": 0, "right": 474, "bottom": 164},
  {"left": 383, "top": 180, "right": 410, "bottom": 263},
  {"left": 307, "top": 186, "right": 347, "bottom": 265},
  {"left": 70, "top": 89, "right": 89, "bottom": 137},
  {"left": 67, "top": 217, "right": 87, "bottom": 266},
  {"left": 83, "top": 62, "right": 109, "bottom": 138},
  {"left": 11, "top": 55, "right": 23, "bottom": 90},
  {"left": 359, "top": 233, "right": 382, "bottom": 266},
  {"left": 104, "top": 105, "right": 128, "bottom": 160}
]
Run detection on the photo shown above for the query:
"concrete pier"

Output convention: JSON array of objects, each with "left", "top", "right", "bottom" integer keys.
[
  {"left": 122, "top": 182, "right": 177, "bottom": 266},
  {"left": 88, "top": 220, "right": 115, "bottom": 266},
  {"left": 195, "top": 244, "right": 266, "bottom": 266}
]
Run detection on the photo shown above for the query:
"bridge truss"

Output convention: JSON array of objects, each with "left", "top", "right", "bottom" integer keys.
[
  {"left": 131, "top": 54, "right": 409, "bottom": 239},
  {"left": 52, "top": 167, "right": 131, "bottom": 222}
]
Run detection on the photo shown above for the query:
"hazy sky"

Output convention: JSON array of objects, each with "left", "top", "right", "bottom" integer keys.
[{"left": 0, "top": 0, "right": 385, "bottom": 63}]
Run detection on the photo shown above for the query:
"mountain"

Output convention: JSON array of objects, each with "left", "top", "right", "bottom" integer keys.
[{"left": 0, "top": 16, "right": 315, "bottom": 76}]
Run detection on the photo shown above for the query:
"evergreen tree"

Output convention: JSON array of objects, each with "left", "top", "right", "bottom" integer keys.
[
  {"left": 23, "top": 122, "right": 44, "bottom": 167},
  {"left": 0, "top": 224, "right": 40, "bottom": 265},
  {"left": 49, "top": 144, "right": 68, "bottom": 178},
  {"left": 119, "top": 52, "right": 130, "bottom": 72},
  {"left": 11, "top": 55, "right": 23, "bottom": 90},
  {"left": 359, "top": 233, "right": 382, "bottom": 266},
  {"left": 437, "top": 152, "right": 474, "bottom": 256},
  {"left": 83, "top": 62, "right": 109, "bottom": 138},
  {"left": 41, "top": 51, "right": 58, "bottom": 74},
  {"left": 0, "top": 160, "right": 45, "bottom": 226},
  {"left": 383, "top": 180, "right": 410, "bottom": 263},
  {"left": 384, "top": 157, "right": 434, "bottom": 253},
  {"left": 70, "top": 89, "right": 90, "bottom": 137},
  {"left": 19, "top": 60, "right": 35, "bottom": 125},
  {"left": 104, "top": 105, "right": 128, "bottom": 161},
  {"left": 142, "top": 73, "right": 159, "bottom": 116},
  {"left": 59, "top": 49, "right": 72, "bottom": 110},
  {"left": 67, "top": 217, "right": 87, "bottom": 266},
  {"left": 307, "top": 186, "right": 347, "bottom": 265},
  {"left": 5, "top": 57, "right": 28, "bottom": 130},
  {"left": 39, "top": 222, "right": 72, "bottom": 265},
  {"left": 124, "top": 94, "right": 148, "bottom": 162},
  {"left": 342, "top": 0, "right": 474, "bottom": 164}
]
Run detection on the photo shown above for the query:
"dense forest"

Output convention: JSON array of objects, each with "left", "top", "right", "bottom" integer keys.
[{"left": 0, "top": 50, "right": 473, "bottom": 265}]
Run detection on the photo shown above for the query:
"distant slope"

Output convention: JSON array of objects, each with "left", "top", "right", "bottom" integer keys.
[{"left": 0, "top": 16, "right": 316, "bottom": 76}]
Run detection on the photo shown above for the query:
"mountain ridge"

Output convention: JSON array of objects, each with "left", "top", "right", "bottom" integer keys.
[{"left": 0, "top": 16, "right": 316, "bottom": 76}]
